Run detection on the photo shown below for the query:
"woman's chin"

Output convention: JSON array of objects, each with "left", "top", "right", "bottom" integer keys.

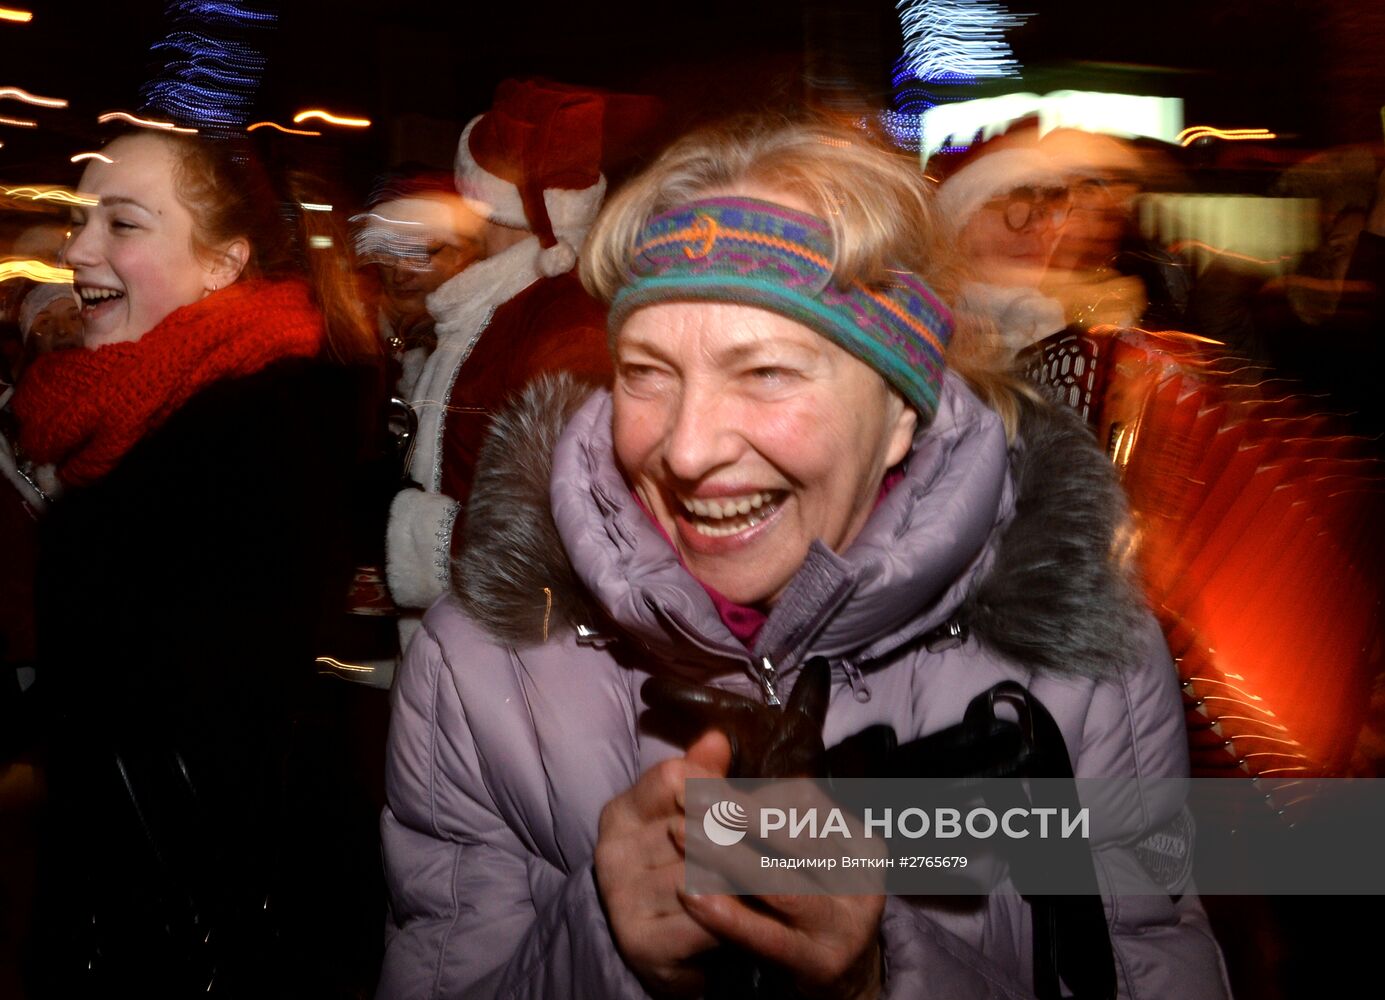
[{"left": 675, "top": 504, "right": 797, "bottom": 605}]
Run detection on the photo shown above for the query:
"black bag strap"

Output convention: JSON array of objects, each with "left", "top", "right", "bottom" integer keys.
[{"left": 956, "top": 682, "right": 1116, "bottom": 1000}]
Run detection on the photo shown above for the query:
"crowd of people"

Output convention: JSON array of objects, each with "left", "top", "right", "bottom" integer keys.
[{"left": 0, "top": 74, "right": 1381, "bottom": 999}]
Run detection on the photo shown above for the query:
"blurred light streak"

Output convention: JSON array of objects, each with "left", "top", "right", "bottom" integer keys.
[
  {"left": 98, "top": 110, "right": 198, "bottom": 133},
  {"left": 0, "top": 8, "right": 33, "bottom": 23},
  {"left": 1167, "top": 239, "right": 1295, "bottom": 268},
  {"left": 0, "top": 86, "right": 66, "bottom": 108},
  {"left": 350, "top": 212, "right": 423, "bottom": 227},
  {"left": 176, "top": 1, "right": 276, "bottom": 25},
  {"left": 897, "top": 0, "right": 1029, "bottom": 82},
  {"left": 247, "top": 120, "right": 321, "bottom": 136},
  {"left": 0, "top": 259, "right": 73, "bottom": 283},
  {"left": 307, "top": 235, "right": 333, "bottom": 249},
  {"left": 299, "top": 202, "right": 332, "bottom": 211},
  {"left": 1176, "top": 125, "right": 1275, "bottom": 145},
  {"left": 141, "top": 3, "right": 275, "bottom": 134},
  {"left": 70, "top": 152, "right": 114, "bottom": 164},
  {"left": 922, "top": 90, "right": 1183, "bottom": 161},
  {"left": 292, "top": 108, "right": 370, "bottom": 128},
  {"left": 0, "top": 114, "right": 36, "bottom": 127},
  {"left": 314, "top": 656, "right": 373, "bottom": 674},
  {"left": 1197, "top": 695, "right": 1277, "bottom": 718},
  {"left": 2, "top": 184, "right": 97, "bottom": 206},
  {"left": 1186, "top": 675, "right": 1267, "bottom": 703}
]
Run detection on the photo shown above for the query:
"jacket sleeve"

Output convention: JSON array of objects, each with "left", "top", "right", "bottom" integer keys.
[
  {"left": 377, "top": 621, "right": 647, "bottom": 1000},
  {"left": 1080, "top": 618, "right": 1232, "bottom": 1000},
  {"left": 876, "top": 897, "right": 1033, "bottom": 999}
]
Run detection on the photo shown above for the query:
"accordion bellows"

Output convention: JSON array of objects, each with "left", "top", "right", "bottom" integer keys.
[{"left": 1026, "top": 328, "right": 1384, "bottom": 779}]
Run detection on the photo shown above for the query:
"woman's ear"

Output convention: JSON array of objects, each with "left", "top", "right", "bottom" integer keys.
[
  {"left": 885, "top": 396, "right": 918, "bottom": 468},
  {"left": 205, "top": 237, "right": 250, "bottom": 291}
]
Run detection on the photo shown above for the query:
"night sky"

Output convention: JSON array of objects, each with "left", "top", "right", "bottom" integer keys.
[{"left": 1, "top": 1, "right": 1381, "bottom": 192}]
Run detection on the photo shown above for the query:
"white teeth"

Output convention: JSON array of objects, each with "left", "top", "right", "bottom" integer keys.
[
  {"left": 692, "top": 504, "right": 775, "bottom": 537},
  {"left": 679, "top": 491, "right": 778, "bottom": 520},
  {"left": 77, "top": 287, "right": 122, "bottom": 303}
]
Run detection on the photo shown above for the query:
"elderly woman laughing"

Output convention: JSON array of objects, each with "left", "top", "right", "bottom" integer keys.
[{"left": 377, "top": 118, "right": 1229, "bottom": 1000}]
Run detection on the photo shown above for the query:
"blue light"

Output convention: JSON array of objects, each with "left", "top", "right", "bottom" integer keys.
[
  {"left": 887, "top": 1, "right": 1030, "bottom": 151},
  {"left": 139, "top": 2, "right": 277, "bottom": 134},
  {"left": 896, "top": 0, "right": 1030, "bottom": 83}
]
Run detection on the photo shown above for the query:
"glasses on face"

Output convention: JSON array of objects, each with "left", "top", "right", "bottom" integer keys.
[
  {"left": 1070, "top": 174, "right": 1142, "bottom": 208},
  {"left": 985, "top": 186, "right": 1072, "bottom": 232}
]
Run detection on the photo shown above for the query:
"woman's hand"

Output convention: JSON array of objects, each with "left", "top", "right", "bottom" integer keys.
[
  {"left": 594, "top": 730, "right": 732, "bottom": 997},
  {"left": 680, "top": 889, "right": 886, "bottom": 1000}
]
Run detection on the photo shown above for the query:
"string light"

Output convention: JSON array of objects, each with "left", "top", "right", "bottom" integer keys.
[
  {"left": 0, "top": 260, "right": 74, "bottom": 283},
  {"left": 888, "top": 1, "right": 1030, "bottom": 152},
  {"left": 140, "top": 2, "right": 275, "bottom": 134},
  {"left": 0, "top": 86, "right": 67, "bottom": 108},
  {"left": 292, "top": 108, "right": 371, "bottom": 128},
  {"left": 0, "top": 114, "right": 36, "bottom": 128},
  {"left": 897, "top": 0, "right": 1030, "bottom": 83},
  {"left": 1176, "top": 126, "right": 1276, "bottom": 146},
  {"left": 70, "top": 152, "right": 114, "bottom": 164},
  {"left": 246, "top": 120, "right": 321, "bottom": 136},
  {"left": 0, "top": 8, "right": 33, "bottom": 23},
  {"left": 98, "top": 110, "right": 198, "bottom": 133},
  {"left": 2, "top": 185, "right": 97, "bottom": 206}
]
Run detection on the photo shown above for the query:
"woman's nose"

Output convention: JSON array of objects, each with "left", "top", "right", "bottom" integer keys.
[
  {"left": 60, "top": 226, "right": 98, "bottom": 268},
  {"left": 662, "top": 384, "right": 740, "bottom": 482}
]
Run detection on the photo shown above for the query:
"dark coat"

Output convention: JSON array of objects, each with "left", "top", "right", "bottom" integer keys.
[{"left": 33, "top": 357, "right": 366, "bottom": 996}]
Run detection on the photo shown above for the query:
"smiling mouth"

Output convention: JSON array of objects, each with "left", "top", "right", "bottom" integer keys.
[
  {"left": 678, "top": 489, "right": 785, "bottom": 538},
  {"left": 76, "top": 286, "right": 124, "bottom": 312}
]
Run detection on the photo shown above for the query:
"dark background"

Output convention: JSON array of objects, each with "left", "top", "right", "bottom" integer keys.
[{"left": 2, "top": 0, "right": 1383, "bottom": 195}]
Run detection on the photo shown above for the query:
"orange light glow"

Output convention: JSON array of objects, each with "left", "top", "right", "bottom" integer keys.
[
  {"left": 0, "top": 114, "right": 36, "bottom": 128},
  {"left": 0, "top": 8, "right": 33, "bottom": 23},
  {"left": 97, "top": 111, "right": 197, "bottom": 134},
  {"left": 0, "top": 259, "right": 73, "bottom": 283},
  {"left": 70, "top": 151, "right": 113, "bottom": 164},
  {"left": 0, "top": 86, "right": 66, "bottom": 108},
  {"left": 292, "top": 108, "right": 370, "bottom": 128},
  {"left": 1176, "top": 126, "right": 1276, "bottom": 146},
  {"left": 314, "top": 656, "right": 373, "bottom": 674},
  {"left": 1167, "top": 239, "right": 1296, "bottom": 268},
  {"left": 2, "top": 184, "right": 96, "bottom": 206},
  {"left": 247, "top": 120, "right": 322, "bottom": 136}
]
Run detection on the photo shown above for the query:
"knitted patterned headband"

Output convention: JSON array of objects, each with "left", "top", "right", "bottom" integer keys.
[{"left": 608, "top": 195, "right": 954, "bottom": 418}]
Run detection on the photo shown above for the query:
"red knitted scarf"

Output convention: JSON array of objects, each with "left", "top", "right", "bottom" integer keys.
[{"left": 15, "top": 279, "right": 324, "bottom": 487}]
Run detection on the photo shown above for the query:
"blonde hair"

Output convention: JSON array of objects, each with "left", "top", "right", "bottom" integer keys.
[{"left": 581, "top": 115, "right": 1037, "bottom": 439}]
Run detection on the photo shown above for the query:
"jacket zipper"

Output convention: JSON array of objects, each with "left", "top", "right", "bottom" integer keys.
[
  {"left": 757, "top": 656, "right": 782, "bottom": 707},
  {"left": 841, "top": 659, "right": 872, "bottom": 702}
]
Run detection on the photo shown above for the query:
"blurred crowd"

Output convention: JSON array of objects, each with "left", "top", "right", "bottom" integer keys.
[{"left": 0, "top": 75, "right": 1381, "bottom": 1000}]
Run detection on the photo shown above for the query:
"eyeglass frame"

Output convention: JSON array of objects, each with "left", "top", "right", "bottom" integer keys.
[{"left": 982, "top": 185, "right": 1073, "bottom": 232}]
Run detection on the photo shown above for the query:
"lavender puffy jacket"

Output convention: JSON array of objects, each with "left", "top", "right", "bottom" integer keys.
[{"left": 377, "top": 374, "right": 1230, "bottom": 999}]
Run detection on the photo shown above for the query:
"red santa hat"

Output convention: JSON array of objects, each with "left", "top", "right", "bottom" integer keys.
[{"left": 455, "top": 79, "right": 613, "bottom": 276}]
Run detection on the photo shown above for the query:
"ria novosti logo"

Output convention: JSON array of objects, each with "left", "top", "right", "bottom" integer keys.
[{"left": 702, "top": 800, "right": 749, "bottom": 846}]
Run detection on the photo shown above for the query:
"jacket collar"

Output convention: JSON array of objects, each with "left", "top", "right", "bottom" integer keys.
[{"left": 454, "top": 371, "right": 1147, "bottom": 686}]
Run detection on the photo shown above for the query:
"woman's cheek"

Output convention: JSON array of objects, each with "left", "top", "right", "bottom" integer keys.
[{"left": 612, "top": 396, "right": 667, "bottom": 471}]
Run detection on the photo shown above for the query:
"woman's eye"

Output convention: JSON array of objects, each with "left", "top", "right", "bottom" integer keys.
[
  {"left": 620, "top": 363, "right": 658, "bottom": 383},
  {"left": 617, "top": 363, "right": 671, "bottom": 396},
  {"left": 749, "top": 366, "right": 798, "bottom": 384},
  {"left": 111, "top": 219, "right": 137, "bottom": 232}
]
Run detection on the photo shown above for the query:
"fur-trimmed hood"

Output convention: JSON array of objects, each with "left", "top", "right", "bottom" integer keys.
[{"left": 454, "top": 371, "right": 1146, "bottom": 681}]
